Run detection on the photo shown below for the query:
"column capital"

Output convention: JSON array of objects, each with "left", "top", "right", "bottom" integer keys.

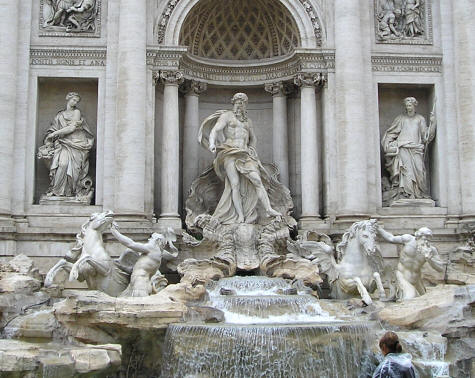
[
  {"left": 153, "top": 70, "right": 184, "bottom": 86},
  {"left": 264, "top": 81, "right": 292, "bottom": 97},
  {"left": 293, "top": 73, "right": 326, "bottom": 88},
  {"left": 180, "top": 80, "right": 207, "bottom": 96}
]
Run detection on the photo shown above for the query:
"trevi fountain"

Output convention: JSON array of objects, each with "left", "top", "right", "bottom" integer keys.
[{"left": 0, "top": 0, "right": 474, "bottom": 377}]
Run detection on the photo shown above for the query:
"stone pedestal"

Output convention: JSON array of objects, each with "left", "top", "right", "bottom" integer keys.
[{"left": 390, "top": 199, "right": 435, "bottom": 208}]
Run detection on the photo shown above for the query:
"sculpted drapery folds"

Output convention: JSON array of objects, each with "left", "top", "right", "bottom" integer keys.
[
  {"left": 38, "top": 92, "right": 94, "bottom": 200},
  {"left": 196, "top": 93, "right": 288, "bottom": 226},
  {"left": 381, "top": 97, "right": 436, "bottom": 202}
]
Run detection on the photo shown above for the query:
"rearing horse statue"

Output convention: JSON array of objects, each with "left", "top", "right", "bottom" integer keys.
[
  {"left": 45, "top": 211, "right": 134, "bottom": 296},
  {"left": 295, "top": 219, "right": 386, "bottom": 304}
]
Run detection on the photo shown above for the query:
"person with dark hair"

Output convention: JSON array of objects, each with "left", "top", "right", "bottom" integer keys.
[{"left": 373, "top": 331, "right": 416, "bottom": 378}]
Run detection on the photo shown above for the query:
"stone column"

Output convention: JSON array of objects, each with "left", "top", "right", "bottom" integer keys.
[
  {"left": 334, "top": 0, "right": 369, "bottom": 218},
  {"left": 453, "top": 0, "right": 475, "bottom": 221},
  {"left": 159, "top": 70, "right": 184, "bottom": 228},
  {"left": 265, "top": 82, "right": 289, "bottom": 187},
  {"left": 182, "top": 80, "right": 207, "bottom": 200},
  {"left": 294, "top": 73, "right": 324, "bottom": 227},
  {"left": 0, "top": 0, "right": 19, "bottom": 217},
  {"left": 114, "top": 0, "right": 147, "bottom": 215}
]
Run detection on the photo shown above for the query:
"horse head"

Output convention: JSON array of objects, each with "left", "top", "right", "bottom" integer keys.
[
  {"left": 88, "top": 210, "right": 114, "bottom": 233},
  {"left": 336, "top": 219, "right": 379, "bottom": 260}
]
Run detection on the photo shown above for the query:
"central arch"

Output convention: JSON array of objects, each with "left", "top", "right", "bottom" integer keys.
[{"left": 160, "top": 0, "right": 324, "bottom": 49}]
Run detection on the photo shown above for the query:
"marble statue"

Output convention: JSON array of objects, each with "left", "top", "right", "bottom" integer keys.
[
  {"left": 381, "top": 97, "right": 436, "bottom": 204},
  {"left": 403, "top": 0, "right": 423, "bottom": 37},
  {"left": 37, "top": 92, "right": 95, "bottom": 204},
  {"left": 377, "top": 225, "right": 445, "bottom": 300},
  {"left": 308, "top": 219, "right": 386, "bottom": 304},
  {"left": 111, "top": 225, "right": 178, "bottom": 297},
  {"left": 43, "top": 0, "right": 97, "bottom": 32},
  {"left": 198, "top": 92, "right": 282, "bottom": 225},
  {"left": 45, "top": 211, "right": 133, "bottom": 296},
  {"left": 179, "top": 93, "right": 301, "bottom": 285}
]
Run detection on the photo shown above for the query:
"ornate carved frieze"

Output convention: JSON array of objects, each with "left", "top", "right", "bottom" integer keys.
[
  {"left": 147, "top": 47, "right": 188, "bottom": 70},
  {"left": 39, "top": 0, "right": 101, "bottom": 38},
  {"left": 374, "top": 0, "right": 432, "bottom": 45},
  {"left": 149, "top": 50, "right": 334, "bottom": 86},
  {"left": 297, "top": 0, "right": 323, "bottom": 46},
  {"left": 30, "top": 48, "right": 106, "bottom": 67},
  {"left": 372, "top": 55, "right": 442, "bottom": 73}
]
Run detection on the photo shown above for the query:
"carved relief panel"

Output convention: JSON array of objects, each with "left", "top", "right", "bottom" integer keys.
[
  {"left": 40, "top": 0, "right": 101, "bottom": 37},
  {"left": 374, "top": 0, "right": 432, "bottom": 44}
]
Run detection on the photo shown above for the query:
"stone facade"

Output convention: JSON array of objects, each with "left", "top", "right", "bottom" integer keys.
[{"left": 0, "top": 0, "right": 474, "bottom": 273}]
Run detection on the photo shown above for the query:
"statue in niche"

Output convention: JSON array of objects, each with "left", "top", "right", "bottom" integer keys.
[
  {"left": 381, "top": 97, "right": 436, "bottom": 205},
  {"left": 180, "top": 92, "right": 303, "bottom": 285},
  {"left": 37, "top": 92, "right": 95, "bottom": 204},
  {"left": 42, "top": 0, "right": 97, "bottom": 33},
  {"left": 111, "top": 225, "right": 178, "bottom": 297},
  {"left": 377, "top": 225, "right": 445, "bottom": 300},
  {"left": 199, "top": 92, "right": 282, "bottom": 225}
]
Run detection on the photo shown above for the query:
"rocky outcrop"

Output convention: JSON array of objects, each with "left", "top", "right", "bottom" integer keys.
[{"left": 0, "top": 339, "right": 121, "bottom": 376}]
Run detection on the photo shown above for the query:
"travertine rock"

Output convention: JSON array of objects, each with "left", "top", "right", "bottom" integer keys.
[
  {"left": 378, "top": 285, "right": 474, "bottom": 333},
  {"left": 0, "top": 340, "right": 120, "bottom": 376},
  {"left": 0, "top": 272, "right": 41, "bottom": 294}
]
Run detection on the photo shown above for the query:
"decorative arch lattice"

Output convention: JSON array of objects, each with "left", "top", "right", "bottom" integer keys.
[{"left": 179, "top": 0, "right": 301, "bottom": 60}]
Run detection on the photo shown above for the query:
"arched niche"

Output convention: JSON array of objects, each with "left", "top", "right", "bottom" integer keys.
[{"left": 157, "top": 0, "right": 325, "bottom": 49}]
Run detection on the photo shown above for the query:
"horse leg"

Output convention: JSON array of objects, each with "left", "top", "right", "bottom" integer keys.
[
  {"left": 83, "top": 257, "right": 111, "bottom": 276},
  {"left": 373, "top": 272, "right": 387, "bottom": 300},
  {"left": 354, "top": 277, "right": 373, "bottom": 305},
  {"left": 44, "top": 259, "right": 73, "bottom": 287}
]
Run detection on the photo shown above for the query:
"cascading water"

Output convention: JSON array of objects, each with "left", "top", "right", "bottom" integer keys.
[{"left": 161, "top": 277, "right": 378, "bottom": 377}]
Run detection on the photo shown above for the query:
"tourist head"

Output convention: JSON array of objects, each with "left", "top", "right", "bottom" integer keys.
[
  {"left": 66, "top": 92, "right": 81, "bottom": 107},
  {"left": 403, "top": 97, "right": 418, "bottom": 115},
  {"left": 379, "top": 331, "right": 403, "bottom": 356}
]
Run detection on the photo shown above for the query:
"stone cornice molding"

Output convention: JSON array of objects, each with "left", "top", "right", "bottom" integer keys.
[
  {"left": 160, "top": 49, "right": 335, "bottom": 86},
  {"left": 30, "top": 47, "right": 106, "bottom": 67},
  {"left": 293, "top": 72, "right": 326, "bottom": 88},
  {"left": 371, "top": 54, "right": 442, "bottom": 73},
  {"left": 147, "top": 46, "right": 188, "bottom": 70}
]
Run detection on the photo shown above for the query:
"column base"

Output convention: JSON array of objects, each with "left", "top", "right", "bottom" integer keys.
[
  {"left": 334, "top": 214, "right": 371, "bottom": 229},
  {"left": 298, "top": 216, "right": 325, "bottom": 231},
  {"left": 157, "top": 214, "right": 182, "bottom": 230}
]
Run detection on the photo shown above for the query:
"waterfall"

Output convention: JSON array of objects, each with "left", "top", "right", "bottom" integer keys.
[{"left": 161, "top": 277, "right": 378, "bottom": 377}]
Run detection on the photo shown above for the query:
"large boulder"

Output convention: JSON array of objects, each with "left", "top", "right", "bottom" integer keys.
[
  {"left": 377, "top": 285, "right": 474, "bottom": 334},
  {"left": 0, "top": 339, "right": 121, "bottom": 376}
]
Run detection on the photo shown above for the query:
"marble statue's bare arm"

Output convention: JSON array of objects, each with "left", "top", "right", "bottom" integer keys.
[
  {"left": 377, "top": 226, "right": 409, "bottom": 244},
  {"left": 425, "top": 247, "right": 445, "bottom": 272},
  {"left": 208, "top": 113, "right": 229, "bottom": 153},
  {"left": 111, "top": 226, "right": 151, "bottom": 255},
  {"left": 248, "top": 119, "right": 257, "bottom": 149}
]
